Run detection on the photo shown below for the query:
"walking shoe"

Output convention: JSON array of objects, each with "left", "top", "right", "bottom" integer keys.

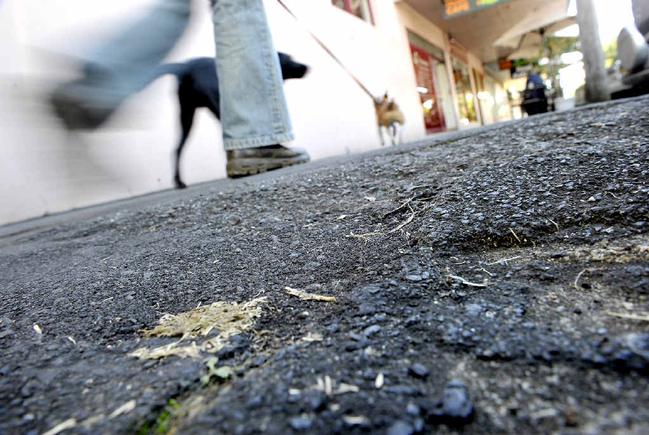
[
  {"left": 226, "top": 144, "right": 310, "bottom": 178},
  {"left": 49, "top": 62, "right": 122, "bottom": 130}
]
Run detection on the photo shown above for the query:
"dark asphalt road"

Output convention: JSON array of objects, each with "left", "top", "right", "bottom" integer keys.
[{"left": 1, "top": 97, "right": 649, "bottom": 434}]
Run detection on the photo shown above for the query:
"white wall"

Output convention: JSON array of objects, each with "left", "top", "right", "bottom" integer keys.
[{"left": 0, "top": 0, "right": 426, "bottom": 225}]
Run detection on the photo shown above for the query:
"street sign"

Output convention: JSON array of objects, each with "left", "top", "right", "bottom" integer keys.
[
  {"left": 443, "top": 0, "right": 512, "bottom": 19},
  {"left": 443, "top": 0, "right": 471, "bottom": 17}
]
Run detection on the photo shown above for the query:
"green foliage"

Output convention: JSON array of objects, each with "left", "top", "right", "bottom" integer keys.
[
  {"left": 136, "top": 399, "right": 182, "bottom": 435},
  {"left": 201, "top": 357, "right": 234, "bottom": 386},
  {"left": 545, "top": 36, "right": 579, "bottom": 57},
  {"left": 510, "top": 35, "right": 579, "bottom": 72},
  {"left": 603, "top": 40, "right": 618, "bottom": 68}
]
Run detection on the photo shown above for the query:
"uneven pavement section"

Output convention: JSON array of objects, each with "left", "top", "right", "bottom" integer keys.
[{"left": 1, "top": 96, "right": 649, "bottom": 434}]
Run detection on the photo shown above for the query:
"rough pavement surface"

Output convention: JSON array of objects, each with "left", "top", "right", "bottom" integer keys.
[{"left": 1, "top": 96, "right": 649, "bottom": 434}]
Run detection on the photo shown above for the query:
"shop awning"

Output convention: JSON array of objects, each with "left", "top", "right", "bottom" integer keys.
[{"left": 400, "top": 0, "right": 572, "bottom": 63}]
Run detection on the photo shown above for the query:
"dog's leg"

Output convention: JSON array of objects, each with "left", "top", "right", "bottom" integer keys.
[
  {"left": 378, "top": 126, "right": 385, "bottom": 147},
  {"left": 174, "top": 101, "right": 196, "bottom": 189},
  {"left": 390, "top": 123, "right": 397, "bottom": 146}
]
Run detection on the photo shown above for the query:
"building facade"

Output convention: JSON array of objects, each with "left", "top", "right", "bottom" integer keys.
[{"left": 0, "top": 0, "right": 511, "bottom": 225}]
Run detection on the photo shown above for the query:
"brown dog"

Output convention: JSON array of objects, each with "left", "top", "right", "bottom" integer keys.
[{"left": 374, "top": 93, "right": 405, "bottom": 146}]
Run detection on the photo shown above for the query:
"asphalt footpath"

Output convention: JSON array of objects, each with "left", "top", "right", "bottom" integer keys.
[{"left": 1, "top": 96, "right": 649, "bottom": 434}]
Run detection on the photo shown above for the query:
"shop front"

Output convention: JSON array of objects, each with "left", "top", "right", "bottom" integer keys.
[
  {"left": 451, "top": 53, "right": 479, "bottom": 126},
  {"left": 408, "top": 32, "right": 454, "bottom": 133}
]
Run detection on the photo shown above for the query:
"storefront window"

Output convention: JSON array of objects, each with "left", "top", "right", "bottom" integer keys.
[
  {"left": 473, "top": 69, "right": 487, "bottom": 125},
  {"left": 452, "top": 58, "right": 478, "bottom": 125},
  {"left": 408, "top": 32, "right": 450, "bottom": 133},
  {"left": 332, "top": 0, "right": 374, "bottom": 24}
]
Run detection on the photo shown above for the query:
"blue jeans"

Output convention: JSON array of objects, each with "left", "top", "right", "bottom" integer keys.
[{"left": 84, "top": 0, "right": 293, "bottom": 150}]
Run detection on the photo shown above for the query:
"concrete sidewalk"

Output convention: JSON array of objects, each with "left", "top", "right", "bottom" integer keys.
[
  {"left": 1, "top": 97, "right": 649, "bottom": 434},
  {"left": 0, "top": 125, "right": 495, "bottom": 240}
]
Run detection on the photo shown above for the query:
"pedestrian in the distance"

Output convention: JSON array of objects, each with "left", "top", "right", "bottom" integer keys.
[{"left": 521, "top": 70, "right": 549, "bottom": 116}]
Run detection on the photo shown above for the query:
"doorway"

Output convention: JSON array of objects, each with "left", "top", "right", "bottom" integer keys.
[{"left": 408, "top": 32, "right": 449, "bottom": 133}]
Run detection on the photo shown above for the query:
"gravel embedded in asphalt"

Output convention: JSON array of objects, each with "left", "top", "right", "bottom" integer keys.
[{"left": 1, "top": 96, "right": 649, "bottom": 434}]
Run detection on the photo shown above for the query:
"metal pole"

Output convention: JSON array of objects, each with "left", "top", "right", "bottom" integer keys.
[{"left": 576, "top": 0, "right": 610, "bottom": 102}]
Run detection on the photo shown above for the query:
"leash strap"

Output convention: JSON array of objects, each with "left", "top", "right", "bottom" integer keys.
[{"left": 275, "top": 0, "right": 376, "bottom": 100}]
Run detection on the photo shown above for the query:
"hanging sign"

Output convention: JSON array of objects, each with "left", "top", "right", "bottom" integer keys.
[
  {"left": 443, "top": 0, "right": 512, "bottom": 19},
  {"left": 443, "top": 0, "right": 471, "bottom": 17}
]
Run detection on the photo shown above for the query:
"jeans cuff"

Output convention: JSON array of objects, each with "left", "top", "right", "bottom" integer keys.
[{"left": 224, "top": 132, "right": 295, "bottom": 150}]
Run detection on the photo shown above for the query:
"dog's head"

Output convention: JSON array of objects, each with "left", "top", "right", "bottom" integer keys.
[{"left": 278, "top": 52, "right": 309, "bottom": 80}]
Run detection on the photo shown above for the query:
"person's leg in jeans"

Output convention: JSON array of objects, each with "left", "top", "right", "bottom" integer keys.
[
  {"left": 51, "top": 0, "right": 192, "bottom": 129},
  {"left": 52, "top": 0, "right": 309, "bottom": 176},
  {"left": 212, "top": 0, "right": 309, "bottom": 177}
]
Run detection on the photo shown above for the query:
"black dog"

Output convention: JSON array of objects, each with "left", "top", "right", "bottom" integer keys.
[{"left": 155, "top": 53, "right": 308, "bottom": 188}]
